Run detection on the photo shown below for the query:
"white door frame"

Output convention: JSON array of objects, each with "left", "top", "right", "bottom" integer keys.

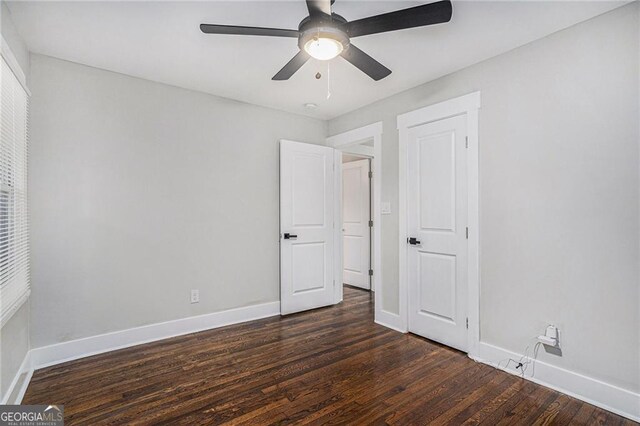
[
  {"left": 398, "top": 92, "right": 481, "bottom": 358},
  {"left": 326, "top": 122, "right": 383, "bottom": 320}
]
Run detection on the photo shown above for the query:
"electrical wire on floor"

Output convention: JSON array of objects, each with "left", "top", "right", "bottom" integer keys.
[{"left": 497, "top": 338, "right": 543, "bottom": 379}]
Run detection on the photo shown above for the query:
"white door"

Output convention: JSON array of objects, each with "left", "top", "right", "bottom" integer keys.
[
  {"left": 407, "top": 115, "right": 468, "bottom": 352},
  {"left": 280, "top": 140, "right": 335, "bottom": 315},
  {"left": 342, "top": 159, "right": 371, "bottom": 290}
]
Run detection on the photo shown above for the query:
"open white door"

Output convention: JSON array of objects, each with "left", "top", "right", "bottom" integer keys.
[
  {"left": 407, "top": 115, "right": 468, "bottom": 352},
  {"left": 342, "top": 159, "right": 371, "bottom": 290},
  {"left": 280, "top": 140, "right": 336, "bottom": 315}
]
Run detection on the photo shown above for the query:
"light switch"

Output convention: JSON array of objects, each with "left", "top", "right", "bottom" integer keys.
[{"left": 381, "top": 202, "right": 391, "bottom": 215}]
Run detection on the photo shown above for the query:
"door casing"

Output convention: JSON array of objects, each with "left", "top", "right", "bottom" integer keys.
[{"left": 326, "top": 122, "right": 383, "bottom": 323}]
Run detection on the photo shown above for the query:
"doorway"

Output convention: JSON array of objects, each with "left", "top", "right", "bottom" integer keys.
[
  {"left": 326, "top": 122, "right": 384, "bottom": 325},
  {"left": 279, "top": 129, "right": 380, "bottom": 317},
  {"left": 278, "top": 123, "right": 383, "bottom": 324}
]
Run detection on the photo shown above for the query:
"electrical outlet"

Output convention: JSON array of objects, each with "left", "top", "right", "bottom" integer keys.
[
  {"left": 190, "top": 289, "right": 199, "bottom": 304},
  {"left": 538, "top": 325, "right": 559, "bottom": 347}
]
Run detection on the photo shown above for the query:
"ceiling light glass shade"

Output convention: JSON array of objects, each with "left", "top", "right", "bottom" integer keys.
[{"left": 304, "top": 37, "right": 344, "bottom": 60}]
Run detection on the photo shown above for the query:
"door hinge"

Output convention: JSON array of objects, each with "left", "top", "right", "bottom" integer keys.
[
  {"left": 466, "top": 227, "right": 469, "bottom": 239},
  {"left": 369, "top": 220, "right": 373, "bottom": 227},
  {"left": 465, "top": 136, "right": 469, "bottom": 148},
  {"left": 369, "top": 269, "right": 373, "bottom": 276},
  {"left": 466, "top": 317, "right": 469, "bottom": 329},
  {"left": 368, "top": 171, "right": 373, "bottom": 179}
]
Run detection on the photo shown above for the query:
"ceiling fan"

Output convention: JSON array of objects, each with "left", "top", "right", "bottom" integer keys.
[{"left": 200, "top": 0, "right": 453, "bottom": 81}]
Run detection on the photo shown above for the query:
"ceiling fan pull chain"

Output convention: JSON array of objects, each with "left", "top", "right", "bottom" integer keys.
[{"left": 326, "top": 61, "right": 331, "bottom": 99}]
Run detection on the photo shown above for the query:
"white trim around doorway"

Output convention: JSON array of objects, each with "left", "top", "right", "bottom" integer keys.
[
  {"left": 326, "top": 122, "right": 384, "bottom": 326},
  {"left": 397, "top": 92, "right": 481, "bottom": 358}
]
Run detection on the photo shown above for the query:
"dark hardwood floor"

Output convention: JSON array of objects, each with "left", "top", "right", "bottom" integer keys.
[{"left": 24, "top": 287, "right": 635, "bottom": 425}]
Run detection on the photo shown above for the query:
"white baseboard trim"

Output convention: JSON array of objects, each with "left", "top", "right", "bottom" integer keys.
[
  {"left": 472, "top": 341, "right": 640, "bottom": 422},
  {"left": 30, "top": 301, "right": 281, "bottom": 370},
  {"left": 375, "top": 309, "right": 407, "bottom": 333},
  {"left": 1, "top": 351, "right": 32, "bottom": 404},
  {"left": 13, "top": 363, "right": 33, "bottom": 405}
]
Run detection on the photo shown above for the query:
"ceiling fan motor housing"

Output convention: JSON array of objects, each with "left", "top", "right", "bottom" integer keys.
[{"left": 297, "top": 14, "right": 350, "bottom": 52}]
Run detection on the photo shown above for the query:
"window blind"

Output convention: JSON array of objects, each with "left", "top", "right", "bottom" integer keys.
[{"left": 0, "top": 56, "right": 30, "bottom": 327}]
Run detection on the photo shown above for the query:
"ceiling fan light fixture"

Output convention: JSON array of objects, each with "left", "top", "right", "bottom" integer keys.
[{"left": 304, "top": 37, "right": 343, "bottom": 60}]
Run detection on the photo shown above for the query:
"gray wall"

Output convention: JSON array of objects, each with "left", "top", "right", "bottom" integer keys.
[
  {"left": 0, "top": 0, "right": 30, "bottom": 400},
  {"left": 29, "top": 54, "right": 326, "bottom": 348},
  {"left": 329, "top": 3, "right": 640, "bottom": 393}
]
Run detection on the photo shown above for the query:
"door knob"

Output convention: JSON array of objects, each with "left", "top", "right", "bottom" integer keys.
[
  {"left": 407, "top": 237, "right": 421, "bottom": 245},
  {"left": 284, "top": 233, "right": 298, "bottom": 240}
]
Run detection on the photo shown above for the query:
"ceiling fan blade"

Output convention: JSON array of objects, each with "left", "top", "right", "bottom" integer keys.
[
  {"left": 340, "top": 44, "right": 391, "bottom": 81},
  {"left": 306, "top": 0, "right": 332, "bottom": 17},
  {"left": 272, "top": 50, "right": 311, "bottom": 80},
  {"left": 200, "top": 24, "right": 299, "bottom": 38},
  {"left": 345, "top": 0, "right": 452, "bottom": 38}
]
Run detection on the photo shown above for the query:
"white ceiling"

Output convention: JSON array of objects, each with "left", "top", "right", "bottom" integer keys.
[{"left": 6, "top": 0, "right": 625, "bottom": 120}]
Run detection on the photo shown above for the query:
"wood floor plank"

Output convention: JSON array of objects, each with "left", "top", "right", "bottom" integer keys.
[
  {"left": 531, "top": 394, "right": 573, "bottom": 426},
  {"left": 548, "top": 395, "right": 589, "bottom": 425},
  {"left": 460, "top": 378, "right": 528, "bottom": 425},
  {"left": 22, "top": 287, "right": 636, "bottom": 425}
]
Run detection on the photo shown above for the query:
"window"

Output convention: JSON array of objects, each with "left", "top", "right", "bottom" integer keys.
[{"left": 0, "top": 55, "right": 30, "bottom": 327}]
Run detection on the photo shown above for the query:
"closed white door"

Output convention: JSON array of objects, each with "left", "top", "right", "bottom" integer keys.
[
  {"left": 407, "top": 115, "right": 468, "bottom": 352},
  {"left": 280, "top": 140, "right": 335, "bottom": 315},
  {"left": 342, "top": 159, "right": 371, "bottom": 290}
]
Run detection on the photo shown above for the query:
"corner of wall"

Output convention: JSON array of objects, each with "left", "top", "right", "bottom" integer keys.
[{"left": 1, "top": 0, "right": 30, "bottom": 84}]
